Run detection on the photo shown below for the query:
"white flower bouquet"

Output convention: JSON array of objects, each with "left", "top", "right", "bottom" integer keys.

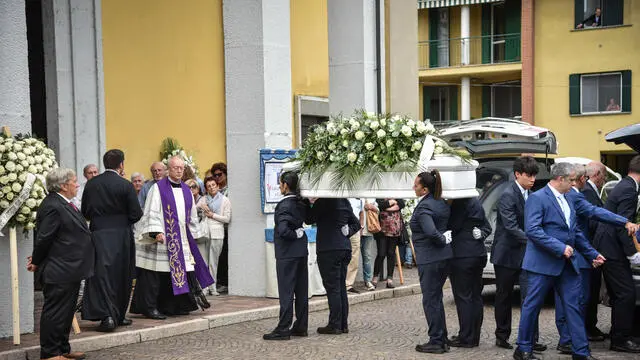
[
  {"left": 292, "top": 111, "right": 472, "bottom": 195},
  {"left": 160, "top": 137, "right": 199, "bottom": 176},
  {"left": 0, "top": 132, "right": 58, "bottom": 232}
]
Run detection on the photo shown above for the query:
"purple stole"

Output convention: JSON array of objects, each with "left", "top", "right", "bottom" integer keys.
[{"left": 158, "top": 178, "right": 214, "bottom": 295}]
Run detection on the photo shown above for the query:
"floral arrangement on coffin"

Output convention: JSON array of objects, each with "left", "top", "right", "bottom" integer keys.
[
  {"left": 0, "top": 130, "right": 58, "bottom": 232},
  {"left": 160, "top": 137, "right": 199, "bottom": 176},
  {"left": 293, "top": 111, "right": 471, "bottom": 192}
]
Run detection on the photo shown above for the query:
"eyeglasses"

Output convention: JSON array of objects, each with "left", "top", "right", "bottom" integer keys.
[
  {"left": 189, "top": 185, "right": 198, "bottom": 189},
  {"left": 213, "top": 173, "right": 223, "bottom": 178}
]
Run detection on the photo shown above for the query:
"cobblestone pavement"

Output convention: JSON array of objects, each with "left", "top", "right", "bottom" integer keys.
[{"left": 88, "top": 286, "right": 637, "bottom": 360}]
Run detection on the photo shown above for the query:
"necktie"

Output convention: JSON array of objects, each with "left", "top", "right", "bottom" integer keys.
[
  {"left": 523, "top": 190, "right": 528, "bottom": 201},
  {"left": 557, "top": 195, "right": 570, "bottom": 227},
  {"left": 69, "top": 202, "right": 79, "bottom": 212}
]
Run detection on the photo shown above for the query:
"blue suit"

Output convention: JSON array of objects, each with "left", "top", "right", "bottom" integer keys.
[
  {"left": 516, "top": 185, "right": 600, "bottom": 357},
  {"left": 554, "top": 188, "right": 628, "bottom": 345}
]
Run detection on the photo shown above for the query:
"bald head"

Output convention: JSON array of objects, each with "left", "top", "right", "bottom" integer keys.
[
  {"left": 586, "top": 161, "right": 606, "bottom": 189},
  {"left": 150, "top": 161, "right": 167, "bottom": 181},
  {"left": 167, "top": 156, "right": 185, "bottom": 182}
]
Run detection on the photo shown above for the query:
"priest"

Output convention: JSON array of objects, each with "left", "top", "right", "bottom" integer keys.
[
  {"left": 131, "top": 156, "right": 214, "bottom": 319},
  {"left": 81, "top": 149, "right": 143, "bottom": 332}
]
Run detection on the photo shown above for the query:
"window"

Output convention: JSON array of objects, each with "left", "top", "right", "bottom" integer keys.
[
  {"left": 300, "top": 115, "right": 328, "bottom": 143},
  {"left": 574, "top": 0, "right": 624, "bottom": 29},
  {"left": 569, "top": 71, "right": 631, "bottom": 115},
  {"left": 491, "top": 81, "right": 521, "bottom": 118},
  {"left": 295, "top": 96, "right": 329, "bottom": 147},
  {"left": 491, "top": 3, "right": 506, "bottom": 63},
  {"left": 423, "top": 86, "right": 458, "bottom": 123}
]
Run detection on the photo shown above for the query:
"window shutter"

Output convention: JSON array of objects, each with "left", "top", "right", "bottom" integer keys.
[
  {"left": 481, "top": 4, "right": 491, "bottom": 64},
  {"left": 429, "top": 9, "right": 439, "bottom": 68},
  {"left": 622, "top": 70, "right": 632, "bottom": 113},
  {"left": 482, "top": 85, "right": 491, "bottom": 117},
  {"left": 603, "top": 0, "right": 624, "bottom": 26},
  {"left": 449, "top": 86, "right": 458, "bottom": 121},
  {"left": 504, "top": 0, "right": 521, "bottom": 62},
  {"left": 574, "top": 0, "right": 584, "bottom": 28},
  {"left": 569, "top": 74, "right": 581, "bottom": 115},
  {"left": 423, "top": 86, "right": 432, "bottom": 121}
]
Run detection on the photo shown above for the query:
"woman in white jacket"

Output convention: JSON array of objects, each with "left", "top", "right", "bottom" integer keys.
[{"left": 197, "top": 176, "right": 231, "bottom": 295}]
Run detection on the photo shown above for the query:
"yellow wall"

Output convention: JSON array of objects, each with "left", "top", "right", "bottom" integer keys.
[
  {"left": 290, "top": 0, "right": 329, "bottom": 146},
  {"left": 102, "top": 0, "right": 225, "bottom": 179},
  {"left": 534, "top": 0, "right": 640, "bottom": 160}
]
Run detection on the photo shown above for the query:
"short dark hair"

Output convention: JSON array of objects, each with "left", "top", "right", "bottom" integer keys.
[
  {"left": 279, "top": 171, "right": 300, "bottom": 197},
  {"left": 513, "top": 156, "right": 539, "bottom": 176},
  {"left": 203, "top": 176, "right": 218, "bottom": 187},
  {"left": 103, "top": 149, "right": 125, "bottom": 170},
  {"left": 629, "top": 155, "right": 640, "bottom": 174},
  {"left": 210, "top": 162, "right": 227, "bottom": 175}
]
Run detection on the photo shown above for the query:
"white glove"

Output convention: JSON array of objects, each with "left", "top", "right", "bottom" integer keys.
[
  {"left": 627, "top": 252, "right": 640, "bottom": 266},
  {"left": 472, "top": 227, "right": 482, "bottom": 240},
  {"left": 341, "top": 224, "right": 349, "bottom": 236},
  {"left": 443, "top": 230, "right": 452, "bottom": 244},
  {"left": 295, "top": 228, "right": 305, "bottom": 239}
]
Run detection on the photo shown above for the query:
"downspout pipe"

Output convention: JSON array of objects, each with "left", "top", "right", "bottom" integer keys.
[{"left": 375, "top": 0, "right": 382, "bottom": 115}]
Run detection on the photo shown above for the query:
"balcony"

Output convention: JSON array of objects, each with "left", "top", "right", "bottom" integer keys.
[{"left": 419, "top": 33, "right": 521, "bottom": 70}]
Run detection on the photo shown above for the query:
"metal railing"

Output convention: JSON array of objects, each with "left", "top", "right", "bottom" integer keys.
[{"left": 419, "top": 33, "right": 521, "bottom": 70}]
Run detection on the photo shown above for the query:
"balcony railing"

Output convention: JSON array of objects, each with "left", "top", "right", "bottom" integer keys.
[{"left": 419, "top": 33, "right": 521, "bottom": 70}]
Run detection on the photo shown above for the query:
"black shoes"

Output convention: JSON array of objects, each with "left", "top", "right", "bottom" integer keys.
[
  {"left": 513, "top": 348, "right": 540, "bottom": 360},
  {"left": 449, "top": 338, "right": 476, "bottom": 348},
  {"left": 144, "top": 309, "right": 167, "bottom": 320},
  {"left": 415, "top": 342, "right": 447, "bottom": 354},
  {"left": 120, "top": 318, "right": 132, "bottom": 326},
  {"left": 347, "top": 287, "right": 360, "bottom": 294},
  {"left": 533, "top": 343, "right": 547, "bottom": 353},
  {"left": 96, "top": 317, "right": 116, "bottom": 332},
  {"left": 496, "top": 338, "right": 514, "bottom": 349},
  {"left": 557, "top": 342, "right": 572, "bottom": 354},
  {"left": 290, "top": 329, "right": 308, "bottom": 337},
  {"left": 610, "top": 340, "right": 640, "bottom": 353},
  {"left": 317, "top": 326, "right": 342, "bottom": 335},
  {"left": 342, "top": 327, "right": 349, "bottom": 334},
  {"left": 263, "top": 330, "right": 290, "bottom": 341},
  {"left": 572, "top": 355, "right": 599, "bottom": 360},
  {"left": 586, "top": 327, "right": 606, "bottom": 342}
]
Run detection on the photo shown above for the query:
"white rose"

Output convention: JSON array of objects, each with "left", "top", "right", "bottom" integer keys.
[
  {"left": 5, "top": 161, "right": 15, "bottom": 172},
  {"left": 314, "top": 126, "right": 325, "bottom": 134},
  {"left": 340, "top": 128, "right": 349, "bottom": 136},
  {"left": 407, "top": 119, "right": 416, "bottom": 128},
  {"left": 376, "top": 129, "right": 386, "bottom": 138},
  {"left": 354, "top": 131, "right": 365, "bottom": 141},
  {"left": 12, "top": 183, "right": 22, "bottom": 193},
  {"left": 0, "top": 200, "right": 9, "bottom": 209},
  {"left": 342, "top": 140, "right": 349, "bottom": 148},
  {"left": 20, "top": 160, "right": 29, "bottom": 168},
  {"left": 36, "top": 199, "right": 42, "bottom": 206},
  {"left": 328, "top": 143, "right": 337, "bottom": 151},
  {"left": 425, "top": 122, "right": 436, "bottom": 133},
  {"left": 370, "top": 121, "right": 379, "bottom": 130},
  {"left": 434, "top": 145, "right": 444, "bottom": 155},
  {"left": 15, "top": 214, "right": 26, "bottom": 223},
  {"left": 34, "top": 155, "right": 42, "bottom": 164},
  {"left": 316, "top": 151, "right": 326, "bottom": 160},
  {"left": 365, "top": 142, "right": 375, "bottom": 151},
  {"left": 20, "top": 206, "right": 30, "bottom": 215},
  {"left": 386, "top": 139, "right": 394, "bottom": 147},
  {"left": 7, "top": 173, "right": 16, "bottom": 182},
  {"left": 6, "top": 192, "right": 14, "bottom": 201},
  {"left": 25, "top": 198, "right": 37, "bottom": 208},
  {"left": 25, "top": 222, "right": 35, "bottom": 231},
  {"left": 13, "top": 144, "right": 22, "bottom": 152},
  {"left": 7, "top": 153, "right": 17, "bottom": 161},
  {"left": 15, "top": 164, "right": 23, "bottom": 172},
  {"left": 416, "top": 122, "right": 427, "bottom": 134},
  {"left": 380, "top": 118, "right": 387, "bottom": 126},
  {"left": 398, "top": 151, "right": 408, "bottom": 160},
  {"left": 28, "top": 165, "right": 37, "bottom": 173},
  {"left": 0, "top": 145, "right": 5, "bottom": 152},
  {"left": 401, "top": 125, "right": 412, "bottom": 137},
  {"left": 38, "top": 164, "right": 45, "bottom": 172},
  {"left": 350, "top": 122, "right": 360, "bottom": 131},
  {"left": 27, "top": 156, "right": 35, "bottom": 165},
  {"left": 17, "top": 152, "right": 26, "bottom": 161},
  {"left": 30, "top": 191, "right": 37, "bottom": 198},
  {"left": 18, "top": 173, "right": 26, "bottom": 183},
  {"left": 366, "top": 112, "right": 376, "bottom": 118},
  {"left": 412, "top": 141, "right": 423, "bottom": 151},
  {"left": 329, "top": 154, "right": 338, "bottom": 162},
  {"left": 373, "top": 155, "right": 379, "bottom": 162},
  {"left": 0, "top": 176, "right": 8, "bottom": 185},
  {"left": 391, "top": 114, "right": 402, "bottom": 122},
  {"left": 35, "top": 143, "right": 44, "bottom": 150},
  {"left": 347, "top": 152, "right": 357, "bottom": 163}
]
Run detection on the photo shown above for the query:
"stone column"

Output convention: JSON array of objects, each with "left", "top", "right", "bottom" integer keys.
[
  {"left": 521, "top": 0, "right": 534, "bottom": 124},
  {"left": 387, "top": 0, "right": 418, "bottom": 118},
  {"left": 0, "top": 0, "right": 35, "bottom": 337},
  {"left": 461, "top": 77, "right": 471, "bottom": 121},
  {"left": 223, "top": 0, "right": 292, "bottom": 296},
  {"left": 328, "top": 0, "right": 380, "bottom": 114},
  {"left": 461, "top": 5, "right": 470, "bottom": 65},
  {"left": 42, "top": 0, "right": 106, "bottom": 175}
]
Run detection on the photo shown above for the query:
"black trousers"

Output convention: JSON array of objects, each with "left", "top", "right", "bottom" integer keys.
[
  {"left": 130, "top": 268, "right": 197, "bottom": 316},
  {"left": 217, "top": 227, "right": 229, "bottom": 286},
  {"left": 585, "top": 267, "right": 602, "bottom": 332},
  {"left": 494, "top": 265, "right": 539, "bottom": 342},
  {"left": 317, "top": 250, "right": 351, "bottom": 330},
  {"left": 418, "top": 260, "right": 450, "bottom": 345},
  {"left": 602, "top": 259, "right": 636, "bottom": 344},
  {"left": 373, "top": 235, "right": 397, "bottom": 280},
  {"left": 40, "top": 281, "right": 81, "bottom": 359},
  {"left": 275, "top": 257, "right": 309, "bottom": 332},
  {"left": 450, "top": 256, "right": 487, "bottom": 345}
]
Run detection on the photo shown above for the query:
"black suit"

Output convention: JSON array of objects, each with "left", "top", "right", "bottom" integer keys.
[
  {"left": 273, "top": 194, "right": 309, "bottom": 333},
  {"left": 81, "top": 170, "right": 143, "bottom": 324},
  {"left": 580, "top": 182, "right": 605, "bottom": 333},
  {"left": 593, "top": 176, "right": 639, "bottom": 344},
  {"left": 32, "top": 193, "right": 94, "bottom": 359},
  {"left": 490, "top": 181, "right": 537, "bottom": 342},
  {"left": 307, "top": 198, "right": 360, "bottom": 331},
  {"left": 448, "top": 198, "right": 491, "bottom": 346},
  {"left": 410, "top": 194, "right": 451, "bottom": 346}
]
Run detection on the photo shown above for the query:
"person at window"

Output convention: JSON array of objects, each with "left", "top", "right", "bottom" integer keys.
[
  {"left": 576, "top": 7, "right": 602, "bottom": 29},
  {"left": 606, "top": 98, "right": 621, "bottom": 112}
]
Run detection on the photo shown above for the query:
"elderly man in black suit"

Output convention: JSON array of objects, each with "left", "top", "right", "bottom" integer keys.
[
  {"left": 28, "top": 168, "right": 95, "bottom": 360},
  {"left": 490, "top": 156, "right": 546, "bottom": 352},
  {"left": 593, "top": 155, "right": 640, "bottom": 353}
]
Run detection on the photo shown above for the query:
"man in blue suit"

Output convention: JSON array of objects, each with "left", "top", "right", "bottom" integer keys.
[
  {"left": 514, "top": 163, "right": 605, "bottom": 360},
  {"left": 554, "top": 164, "right": 636, "bottom": 354}
]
